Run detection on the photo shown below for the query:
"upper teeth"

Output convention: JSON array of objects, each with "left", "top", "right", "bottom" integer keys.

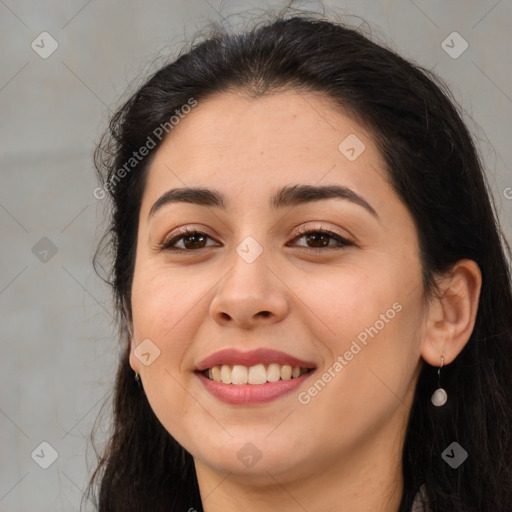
[{"left": 205, "top": 364, "right": 309, "bottom": 385}]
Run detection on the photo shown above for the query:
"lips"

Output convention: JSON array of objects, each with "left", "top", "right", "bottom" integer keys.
[
  {"left": 196, "top": 369, "right": 315, "bottom": 404},
  {"left": 194, "top": 348, "right": 317, "bottom": 405},
  {"left": 195, "top": 348, "right": 317, "bottom": 372}
]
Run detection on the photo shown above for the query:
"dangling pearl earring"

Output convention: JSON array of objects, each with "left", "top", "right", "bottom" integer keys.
[{"left": 431, "top": 356, "right": 447, "bottom": 406}]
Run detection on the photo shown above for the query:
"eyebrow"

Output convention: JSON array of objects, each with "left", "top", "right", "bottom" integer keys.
[{"left": 147, "top": 184, "right": 379, "bottom": 221}]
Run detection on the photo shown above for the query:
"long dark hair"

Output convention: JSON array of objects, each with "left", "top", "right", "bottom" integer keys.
[{"left": 84, "top": 9, "right": 512, "bottom": 512}]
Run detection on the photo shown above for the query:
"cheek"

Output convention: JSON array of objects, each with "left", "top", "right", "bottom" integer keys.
[
  {"left": 298, "top": 260, "right": 420, "bottom": 408},
  {"left": 298, "top": 308, "right": 419, "bottom": 453},
  {"left": 131, "top": 261, "right": 209, "bottom": 339},
  {"left": 130, "top": 265, "right": 207, "bottom": 424},
  {"left": 296, "top": 261, "right": 406, "bottom": 345}
]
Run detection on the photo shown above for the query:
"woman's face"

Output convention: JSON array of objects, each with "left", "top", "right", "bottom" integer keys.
[{"left": 129, "top": 90, "right": 427, "bottom": 485}]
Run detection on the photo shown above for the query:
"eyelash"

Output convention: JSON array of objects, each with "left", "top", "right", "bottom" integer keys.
[{"left": 159, "top": 225, "right": 353, "bottom": 254}]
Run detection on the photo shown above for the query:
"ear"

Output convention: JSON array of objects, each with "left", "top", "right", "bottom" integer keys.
[{"left": 420, "top": 259, "right": 482, "bottom": 366}]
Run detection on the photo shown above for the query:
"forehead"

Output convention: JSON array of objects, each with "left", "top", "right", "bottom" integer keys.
[
  {"left": 156, "top": 90, "right": 374, "bottom": 159},
  {"left": 141, "top": 90, "right": 391, "bottom": 215}
]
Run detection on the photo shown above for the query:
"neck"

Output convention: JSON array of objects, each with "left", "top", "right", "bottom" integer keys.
[{"left": 194, "top": 412, "right": 406, "bottom": 512}]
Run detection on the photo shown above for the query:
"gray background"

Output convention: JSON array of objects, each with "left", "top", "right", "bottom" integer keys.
[{"left": 1, "top": 1, "right": 511, "bottom": 510}]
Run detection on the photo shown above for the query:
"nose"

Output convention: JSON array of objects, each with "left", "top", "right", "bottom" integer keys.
[{"left": 209, "top": 241, "right": 289, "bottom": 329}]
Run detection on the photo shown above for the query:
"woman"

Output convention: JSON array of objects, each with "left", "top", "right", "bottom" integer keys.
[{"left": 85, "top": 10, "right": 512, "bottom": 512}]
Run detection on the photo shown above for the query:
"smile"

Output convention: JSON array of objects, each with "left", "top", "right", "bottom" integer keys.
[
  {"left": 203, "top": 363, "right": 313, "bottom": 384},
  {"left": 195, "top": 347, "right": 317, "bottom": 404}
]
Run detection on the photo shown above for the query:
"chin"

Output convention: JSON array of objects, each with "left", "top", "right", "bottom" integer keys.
[{"left": 191, "top": 434, "right": 312, "bottom": 480}]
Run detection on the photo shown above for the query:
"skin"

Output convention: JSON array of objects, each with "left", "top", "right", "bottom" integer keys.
[{"left": 128, "top": 90, "right": 482, "bottom": 512}]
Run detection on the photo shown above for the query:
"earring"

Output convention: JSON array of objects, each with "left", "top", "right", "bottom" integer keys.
[
  {"left": 134, "top": 371, "right": 141, "bottom": 389},
  {"left": 431, "top": 356, "right": 447, "bottom": 406}
]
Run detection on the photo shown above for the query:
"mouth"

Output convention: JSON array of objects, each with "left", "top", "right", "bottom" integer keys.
[
  {"left": 199, "top": 363, "right": 314, "bottom": 385},
  {"left": 194, "top": 348, "right": 317, "bottom": 404}
]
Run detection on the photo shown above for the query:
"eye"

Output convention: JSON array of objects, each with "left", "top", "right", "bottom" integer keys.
[
  {"left": 160, "top": 227, "right": 218, "bottom": 252},
  {"left": 159, "top": 225, "right": 353, "bottom": 253},
  {"left": 288, "top": 226, "right": 353, "bottom": 253}
]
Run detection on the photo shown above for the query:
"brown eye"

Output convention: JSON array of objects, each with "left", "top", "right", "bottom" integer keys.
[
  {"left": 300, "top": 231, "right": 331, "bottom": 248},
  {"left": 290, "top": 228, "right": 353, "bottom": 253},
  {"left": 160, "top": 226, "right": 353, "bottom": 254},
  {"left": 161, "top": 229, "right": 217, "bottom": 252}
]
